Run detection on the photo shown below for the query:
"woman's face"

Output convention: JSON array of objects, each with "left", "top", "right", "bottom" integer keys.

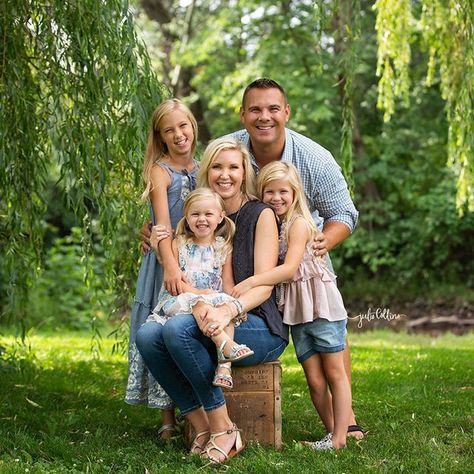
[{"left": 207, "top": 149, "right": 245, "bottom": 201}]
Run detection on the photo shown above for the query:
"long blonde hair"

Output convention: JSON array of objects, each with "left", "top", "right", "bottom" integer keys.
[
  {"left": 256, "top": 161, "right": 318, "bottom": 242},
  {"left": 141, "top": 99, "right": 198, "bottom": 202},
  {"left": 197, "top": 138, "right": 256, "bottom": 200},
  {"left": 175, "top": 188, "right": 235, "bottom": 255}
]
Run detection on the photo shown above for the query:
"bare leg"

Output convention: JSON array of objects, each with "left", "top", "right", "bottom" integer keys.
[
  {"left": 204, "top": 405, "right": 243, "bottom": 463},
  {"left": 301, "top": 354, "right": 334, "bottom": 433},
  {"left": 185, "top": 395, "right": 243, "bottom": 462},
  {"left": 209, "top": 321, "right": 252, "bottom": 360},
  {"left": 321, "top": 351, "right": 352, "bottom": 448},
  {"left": 344, "top": 339, "right": 364, "bottom": 439}
]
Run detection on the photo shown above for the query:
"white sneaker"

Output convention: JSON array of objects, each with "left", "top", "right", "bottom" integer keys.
[{"left": 301, "top": 433, "right": 335, "bottom": 451}]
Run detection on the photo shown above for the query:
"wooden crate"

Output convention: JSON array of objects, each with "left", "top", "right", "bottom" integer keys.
[
  {"left": 225, "top": 361, "right": 282, "bottom": 449},
  {"left": 184, "top": 361, "right": 282, "bottom": 449}
]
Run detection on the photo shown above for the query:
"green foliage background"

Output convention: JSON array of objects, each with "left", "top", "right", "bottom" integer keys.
[
  {"left": 134, "top": 0, "right": 474, "bottom": 303},
  {"left": 0, "top": 0, "right": 164, "bottom": 328},
  {"left": 1, "top": 0, "right": 473, "bottom": 331}
]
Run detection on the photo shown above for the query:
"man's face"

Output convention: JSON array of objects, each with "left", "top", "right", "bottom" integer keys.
[{"left": 240, "top": 87, "right": 290, "bottom": 147}]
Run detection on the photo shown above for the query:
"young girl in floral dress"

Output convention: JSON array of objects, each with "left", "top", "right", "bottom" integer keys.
[{"left": 148, "top": 188, "right": 253, "bottom": 390}]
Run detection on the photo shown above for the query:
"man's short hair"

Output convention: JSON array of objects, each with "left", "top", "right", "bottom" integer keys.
[{"left": 242, "top": 78, "right": 288, "bottom": 107}]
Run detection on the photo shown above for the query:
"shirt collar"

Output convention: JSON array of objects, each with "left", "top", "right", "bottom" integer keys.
[{"left": 247, "top": 128, "right": 291, "bottom": 174}]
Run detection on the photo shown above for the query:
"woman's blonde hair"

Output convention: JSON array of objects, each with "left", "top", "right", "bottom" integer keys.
[
  {"left": 256, "top": 161, "right": 318, "bottom": 242},
  {"left": 175, "top": 188, "right": 235, "bottom": 255},
  {"left": 197, "top": 138, "right": 256, "bottom": 200},
  {"left": 141, "top": 99, "right": 198, "bottom": 201}
]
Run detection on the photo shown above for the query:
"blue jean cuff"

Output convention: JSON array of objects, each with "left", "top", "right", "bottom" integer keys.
[{"left": 298, "top": 343, "right": 345, "bottom": 363}]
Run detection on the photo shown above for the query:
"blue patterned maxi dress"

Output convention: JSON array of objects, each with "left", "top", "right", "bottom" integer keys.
[{"left": 125, "top": 160, "right": 198, "bottom": 408}]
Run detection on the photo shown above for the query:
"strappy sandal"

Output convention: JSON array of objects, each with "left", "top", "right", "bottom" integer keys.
[
  {"left": 202, "top": 424, "right": 245, "bottom": 464},
  {"left": 217, "top": 340, "right": 254, "bottom": 363},
  {"left": 189, "top": 430, "right": 210, "bottom": 455},
  {"left": 213, "top": 364, "right": 233, "bottom": 389},
  {"left": 157, "top": 423, "right": 179, "bottom": 440}
]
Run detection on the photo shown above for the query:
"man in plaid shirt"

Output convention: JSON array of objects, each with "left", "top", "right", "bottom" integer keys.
[
  {"left": 228, "top": 78, "right": 362, "bottom": 439},
  {"left": 228, "top": 78, "right": 358, "bottom": 255}
]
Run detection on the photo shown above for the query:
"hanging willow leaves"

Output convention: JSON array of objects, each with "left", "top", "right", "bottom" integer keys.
[
  {"left": 0, "top": 0, "right": 164, "bottom": 321},
  {"left": 373, "top": 0, "right": 473, "bottom": 212}
]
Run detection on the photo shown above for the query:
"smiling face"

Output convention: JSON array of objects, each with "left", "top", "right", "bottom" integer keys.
[
  {"left": 207, "top": 149, "right": 245, "bottom": 202},
  {"left": 185, "top": 196, "right": 224, "bottom": 243},
  {"left": 159, "top": 110, "right": 194, "bottom": 159},
  {"left": 240, "top": 87, "right": 290, "bottom": 148},
  {"left": 261, "top": 179, "right": 294, "bottom": 218}
]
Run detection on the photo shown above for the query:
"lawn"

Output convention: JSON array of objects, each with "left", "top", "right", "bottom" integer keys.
[{"left": 0, "top": 329, "right": 473, "bottom": 473}]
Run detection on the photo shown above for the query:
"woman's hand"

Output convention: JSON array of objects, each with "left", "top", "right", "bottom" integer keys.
[
  {"left": 194, "top": 304, "right": 234, "bottom": 337},
  {"left": 230, "top": 277, "right": 255, "bottom": 298}
]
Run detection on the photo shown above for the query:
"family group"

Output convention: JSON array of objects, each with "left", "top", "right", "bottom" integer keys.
[{"left": 124, "top": 78, "right": 363, "bottom": 464}]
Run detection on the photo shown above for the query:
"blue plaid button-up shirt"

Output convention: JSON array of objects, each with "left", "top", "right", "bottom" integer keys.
[{"left": 226, "top": 128, "right": 358, "bottom": 232}]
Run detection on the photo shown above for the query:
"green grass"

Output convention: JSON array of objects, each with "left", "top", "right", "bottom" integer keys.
[{"left": 1, "top": 329, "right": 473, "bottom": 473}]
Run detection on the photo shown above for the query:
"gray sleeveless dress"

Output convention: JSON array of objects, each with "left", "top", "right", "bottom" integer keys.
[{"left": 125, "top": 160, "right": 198, "bottom": 408}]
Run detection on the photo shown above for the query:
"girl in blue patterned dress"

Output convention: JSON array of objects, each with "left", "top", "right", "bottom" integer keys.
[
  {"left": 148, "top": 188, "right": 254, "bottom": 389},
  {"left": 125, "top": 99, "right": 199, "bottom": 439}
]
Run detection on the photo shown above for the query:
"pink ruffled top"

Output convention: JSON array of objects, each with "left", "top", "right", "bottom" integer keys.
[{"left": 277, "top": 218, "right": 347, "bottom": 325}]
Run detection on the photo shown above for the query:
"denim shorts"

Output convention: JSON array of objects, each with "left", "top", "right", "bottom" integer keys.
[{"left": 291, "top": 318, "right": 347, "bottom": 363}]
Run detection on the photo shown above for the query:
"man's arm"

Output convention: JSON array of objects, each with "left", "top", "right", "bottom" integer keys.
[{"left": 309, "top": 150, "right": 358, "bottom": 255}]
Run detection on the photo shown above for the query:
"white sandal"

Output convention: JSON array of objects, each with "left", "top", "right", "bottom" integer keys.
[
  {"left": 213, "top": 364, "right": 233, "bottom": 389},
  {"left": 202, "top": 424, "right": 245, "bottom": 464},
  {"left": 189, "top": 430, "right": 210, "bottom": 455},
  {"left": 300, "top": 433, "right": 344, "bottom": 451},
  {"left": 157, "top": 423, "right": 179, "bottom": 440},
  {"left": 217, "top": 340, "right": 254, "bottom": 363}
]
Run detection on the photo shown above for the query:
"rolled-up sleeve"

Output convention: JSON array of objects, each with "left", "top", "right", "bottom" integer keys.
[{"left": 314, "top": 158, "right": 358, "bottom": 232}]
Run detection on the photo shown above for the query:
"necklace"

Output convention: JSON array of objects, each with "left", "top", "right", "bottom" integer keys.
[{"left": 230, "top": 196, "right": 247, "bottom": 227}]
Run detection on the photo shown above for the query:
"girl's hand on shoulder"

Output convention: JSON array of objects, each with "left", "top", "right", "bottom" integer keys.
[{"left": 230, "top": 278, "right": 254, "bottom": 298}]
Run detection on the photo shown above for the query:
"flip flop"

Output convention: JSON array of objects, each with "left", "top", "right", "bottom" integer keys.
[{"left": 347, "top": 424, "right": 365, "bottom": 439}]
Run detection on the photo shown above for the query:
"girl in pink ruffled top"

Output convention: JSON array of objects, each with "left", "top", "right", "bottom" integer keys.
[{"left": 231, "top": 161, "right": 351, "bottom": 451}]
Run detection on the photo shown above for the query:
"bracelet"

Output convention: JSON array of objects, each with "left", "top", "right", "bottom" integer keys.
[{"left": 231, "top": 299, "right": 245, "bottom": 318}]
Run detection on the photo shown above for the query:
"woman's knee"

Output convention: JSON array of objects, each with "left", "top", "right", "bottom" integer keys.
[{"left": 162, "top": 314, "right": 196, "bottom": 342}]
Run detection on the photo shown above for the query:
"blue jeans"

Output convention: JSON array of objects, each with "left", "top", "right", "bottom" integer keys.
[{"left": 135, "top": 313, "right": 287, "bottom": 415}]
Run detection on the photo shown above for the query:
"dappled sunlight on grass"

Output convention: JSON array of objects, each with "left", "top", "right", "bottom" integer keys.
[{"left": 1, "top": 329, "right": 473, "bottom": 473}]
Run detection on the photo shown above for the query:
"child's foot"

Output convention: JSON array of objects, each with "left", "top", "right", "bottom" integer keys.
[
  {"left": 347, "top": 424, "right": 364, "bottom": 440},
  {"left": 213, "top": 364, "right": 233, "bottom": 389},
  {"left": 300, "top": 433, "right": 346, "bottom": 451},
  {"left": 217, "top": 340, "right": 254, "bottom": 362}
]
